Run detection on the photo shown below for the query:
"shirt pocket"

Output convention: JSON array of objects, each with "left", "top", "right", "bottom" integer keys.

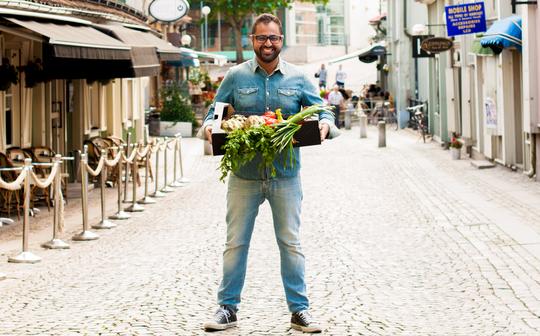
[
  {"left": 277, "top": 88, "right": 300, "bottom": 114},
  {"left": 236, "top": 87, "right": 259, "bottom": 111}
]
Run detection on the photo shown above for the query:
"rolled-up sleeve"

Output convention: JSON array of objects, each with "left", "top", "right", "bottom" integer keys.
[
  {"left": 300, "top": 74, "right": 338, "bottom": 138},
  {"left": 202, "top": 69, "right": 236, "bottom": 126}
]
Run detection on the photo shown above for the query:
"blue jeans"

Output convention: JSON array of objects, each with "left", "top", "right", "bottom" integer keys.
[{"left": 217, "top": 174, "right": 308, "bottom": 313}]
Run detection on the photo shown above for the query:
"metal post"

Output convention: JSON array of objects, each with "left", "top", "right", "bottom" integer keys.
[
  {"left": 170, "top": 136, "right": 183, "bottom": 187},
  {"left": 360, "top": 114, "right": 368, "bottom": 139},
  {"left": 345, "top": 103, "right": 352, "bottom": 130},
  {"left": 109, "top": 146, "right": 131, "bottom": 220},
  {"left": 72, "top": 154, "right": 99, "bottom": 241},
  {"left": 177, "top": 135, "right": 190, "bottom": 184},
  {"left": 123, "top": 133, "right": 132, "bottom": 203},
  {"left": 151, "top": 143, "right": 166, "bottom": 198},
  {"left": 92, "top": 150, "right": 117, "bottom": 229},
  {"left": 138, "top": 150, "right": 156, "bottom": 204},
  {"left": 161, "top": 138, "right": 174, "bottom": 193},
  {"left": 42, "top": 155, "right": 70, "bottom": 249},
  {"left": 9, "top": 159, "right": 42, "bottom": 263},
  {"left": 126, "top": 148, "right": 145, "bottom": 212},
  {"left": 378, "top": 121, "right": 386, "bottom": 148}
]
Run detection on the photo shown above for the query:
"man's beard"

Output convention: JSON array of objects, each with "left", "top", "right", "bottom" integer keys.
[{"left": 255, "top": 45, "right": 281, "bottom": 63}]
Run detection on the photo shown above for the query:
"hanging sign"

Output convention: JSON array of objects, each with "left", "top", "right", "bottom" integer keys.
[
  {"left": 421, "top": 37, "right": 454, "bottom": 53},
  {"left": 445, "top": 2, "right": 487, "bottom": 37},
  {"left": 412, "top": 35, "right": 435, "bottom": 58},
  {"left": 149, "top": 0, "right": 190, "bottom": 22}
]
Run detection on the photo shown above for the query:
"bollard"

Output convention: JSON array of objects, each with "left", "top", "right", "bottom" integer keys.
[
  {"left": 126, "top": 149, "right": 145, "bottom": 212},
  {"left": 176, "top": 135, "right": 190, "bottom": 184},
  {"left": 169, "top": 136, "right": 184, "bottom": 188},
  {"left": 151, "top": 143, "right": 166, "bottom": 198},
  {"left": 161, "top": 138, "right": 174, "bottom": 193},
  {"left": 123, "top": 134, "right": 132, "bottom": 203},
  {"left": 138, "top": 150, "right": 156, "bottom": 204},
  {"left": 9, "top": 159, "right": 42, "bottom": 263},
  {"left": 109, "top": 147, "right": 131, "bottom": 220},
  {"left": 360, "top": 114, "right": 368, "bottom": 139},
  {"left": 42, "top": 155, "right": 70, "bottom": 249},
  {"left": 92, "top": 150, "right": 117, "bottom": 229},
  {"left": 345, "top": 103, "right": 352, "bottom": 130},
  {"left": 378, "top": 121, "right": 386, "bottom": 148},
  {"left": 72, "top": 154, "right": 99, "bottom": 241}
]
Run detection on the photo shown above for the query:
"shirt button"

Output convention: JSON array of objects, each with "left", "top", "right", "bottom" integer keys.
[
  {"left": 267, "top": 107, "right": 270, "bottom": 110},
  {"left": 266, "top": 91, "right": 269, "bottom": 96},
  {"left": 266, "top": 78, "right": 269, "bottom": 81}
]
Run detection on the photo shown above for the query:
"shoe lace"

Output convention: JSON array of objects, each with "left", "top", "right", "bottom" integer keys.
[
  {"left": 296, "top": 310, "right": 312, "bottom": 324},
  {"left": 216, "top": 307, "right": 231, "bottom": 322}
]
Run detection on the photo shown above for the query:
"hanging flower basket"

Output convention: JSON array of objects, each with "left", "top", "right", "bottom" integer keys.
[
  {"left": 0, "top": 58, "right": 19, "bottom": 91},
  {"left": 23, "top": 58, "right": 48, "bottom": 88}
]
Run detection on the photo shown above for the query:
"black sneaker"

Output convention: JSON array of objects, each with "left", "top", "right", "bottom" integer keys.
[
  {"left": 291, "top": 310, "right": 322, "bottom": 333},
  {"left": 203, "top": 306, "right": 237, "bottom": 331}
]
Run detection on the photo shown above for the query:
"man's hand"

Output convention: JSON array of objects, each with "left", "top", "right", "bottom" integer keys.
[
  {"left": 319, "top": 123, "right": 330, "bottom": 142},
  {"left": 205, "top": 126, "right": 213, "bottom": 144}
]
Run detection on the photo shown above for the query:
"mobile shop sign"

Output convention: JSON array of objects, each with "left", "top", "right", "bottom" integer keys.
[{"left": 445, "top": 2, "right": 487, "bottom": 37}]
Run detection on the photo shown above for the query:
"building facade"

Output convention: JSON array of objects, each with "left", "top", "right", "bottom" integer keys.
[
  {"left": 0, "top": 1, "right": 184, "bottom": 172},
  {"left": 388, "top": 0, "right": 539, "bottom": 182}
]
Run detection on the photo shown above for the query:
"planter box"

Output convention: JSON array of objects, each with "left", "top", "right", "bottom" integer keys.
[
  {"left": 159, "top": 121, "right": 193, "bottom": 137},
  {"left": 450, "top": 147, "right": 461, "bottom": 160}
]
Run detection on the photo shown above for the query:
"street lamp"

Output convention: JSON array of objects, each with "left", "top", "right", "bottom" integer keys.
[
  {"left": 201, "top": 5, "right": 211, "bottom": 51},
  {"left": 181, "top": 34, "right": 192, "bottom": 47}
]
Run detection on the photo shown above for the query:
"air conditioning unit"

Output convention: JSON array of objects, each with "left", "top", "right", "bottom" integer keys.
[{"left": 415, "top": 0, "right": 437, "bottom": 5}]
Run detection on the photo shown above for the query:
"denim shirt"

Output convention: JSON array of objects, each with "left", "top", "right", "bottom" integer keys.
[{"left": 204, "top": 58, "right": 335, "bottom": 180}]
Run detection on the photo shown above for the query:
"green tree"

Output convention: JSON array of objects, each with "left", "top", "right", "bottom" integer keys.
[{"left": 205, "top": 0, "right": 328, "bottom": 63}]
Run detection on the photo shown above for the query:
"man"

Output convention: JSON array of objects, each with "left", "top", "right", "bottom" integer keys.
[
  {"left": 201, "top": 13, "right": 335, "bottom": 333},
  {"left": 315, "top": 63, "right": 327, "bottom": 89},
  {"left": 327, "top": 84, "right": 344, "bottom": 128},
  {"left": 335, "top": 64, "right": 347, "bottom": 89}
]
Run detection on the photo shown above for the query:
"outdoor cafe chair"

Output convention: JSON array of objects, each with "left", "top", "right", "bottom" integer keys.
[{"left": 0, "top": 152, "right": 21, "bottom": 220}]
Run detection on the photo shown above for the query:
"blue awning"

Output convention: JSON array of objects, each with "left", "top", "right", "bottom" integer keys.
[{"left": 480, "top": 16, "right": 522, "bottom": 53}]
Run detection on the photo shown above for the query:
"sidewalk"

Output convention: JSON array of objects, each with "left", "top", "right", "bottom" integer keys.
[{"left": 0, "top": 126, "right": 539, "bottom": 335}]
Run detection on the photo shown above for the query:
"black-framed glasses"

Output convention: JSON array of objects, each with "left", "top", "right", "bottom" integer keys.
[{"left": 250, "top": 34, "right": 283, "bottom": 43}]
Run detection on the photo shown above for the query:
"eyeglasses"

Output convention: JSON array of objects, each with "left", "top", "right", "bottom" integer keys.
[{"left": 250, "top": 34, "right": 283, "bottom": 43}]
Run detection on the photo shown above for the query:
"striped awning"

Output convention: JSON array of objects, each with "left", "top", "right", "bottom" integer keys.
[{"left": 480, "top": 16, "right": 522, "bottom": 53}]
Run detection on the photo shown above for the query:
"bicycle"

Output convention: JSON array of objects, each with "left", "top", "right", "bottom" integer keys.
[{"left": 406, "top": 104, "right": 428, "bottom": 143}]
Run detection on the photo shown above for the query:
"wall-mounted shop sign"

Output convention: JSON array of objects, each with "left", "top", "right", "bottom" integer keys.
[
  {"left": 413, "top": 35, "right": 435, "bottom": 58},
  {"left": 149, "top": 0, "right": 190, "bottom": 22},
  {"left": 421, "top": 37, "right": 454, "bottom": 53},
  {"left": 445, "top": 2, "right": 487, "bottom": 36}
]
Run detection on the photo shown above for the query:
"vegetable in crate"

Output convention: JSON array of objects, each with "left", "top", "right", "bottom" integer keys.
[{"left": 218, "top": 104, "right": 334, "bottom": 181}]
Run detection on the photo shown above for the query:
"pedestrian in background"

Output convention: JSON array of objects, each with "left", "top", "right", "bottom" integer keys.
[
  {"left": 335, "top": 64, "right": 347, "bottom": 89},
  {"left": 315, "top": 63, "right": 327, "bottom": 89},
  {"left": 328, "top": 84, "right": 344, "bottom": 128},
  {"left": 201, "top": 13, "right": 336, "bottom": 333}
]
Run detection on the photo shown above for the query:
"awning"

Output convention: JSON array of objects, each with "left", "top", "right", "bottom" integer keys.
[
  {"left": 4, "top": 17, "right": 131, "bottom": 60},
  {"left": 191, "top": 50, "right": 229, "bottom": 66},
  {"left": 95, "top": 24, "right": 182, "bottom": 62},
  {"left": 328, "top": 44, "right": 386, "bottom": 65},
  {"left": 208, "top": 50, "right": 252, "bottom": 64},
  {"left": 480, "top": 16, "right": 522, "bottom": 54},
  {"left": 167, "top": 48, "right": 200, "bottom": 68},
  {"left": 471, "top": 38, "right": 495, "bottom": 56}
]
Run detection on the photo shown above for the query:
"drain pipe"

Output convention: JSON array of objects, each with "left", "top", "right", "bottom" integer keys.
[{"left": 526, "top": 133, "right": 536, "bottom": 178}]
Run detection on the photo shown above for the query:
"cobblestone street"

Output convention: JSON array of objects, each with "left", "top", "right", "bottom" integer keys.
[{"left": 1, "top": 126, "right": 540, "bottom": 335}]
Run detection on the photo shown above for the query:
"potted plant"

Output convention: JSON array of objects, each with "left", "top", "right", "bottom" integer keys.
[
  {"left": 0, "top": 58, "right": 19, "bottom": 91},
  {"left": 23, "top": 58, "right": 48, "bottom": 88},
  {"left": 449, "top": 132, "right": 462, "bottom": 160},
  {"left": 159, "top": 82, "right": 196, "bottom": 137}
]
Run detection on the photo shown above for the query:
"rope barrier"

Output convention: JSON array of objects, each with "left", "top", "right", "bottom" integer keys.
[
  {"left": 0, "top": 168, "right": 27, "bottom": 191},
  {"left": 42, "top": 154, "right": 69, "bottom": 250},
  {"left": 85, "top": 156, "right": 105, "bottom": 177},
  {"left": 29, "top": 161, "right": 60, "bottom": 189},
  {"left": 92, "top": 149, "right": 116, "bottom": 229},
  {"left": 8, "top": 159, "right": 41, "bottom": 263},
  {"left": 72, "top": 153, "right": 99, "bottom": 241}
]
